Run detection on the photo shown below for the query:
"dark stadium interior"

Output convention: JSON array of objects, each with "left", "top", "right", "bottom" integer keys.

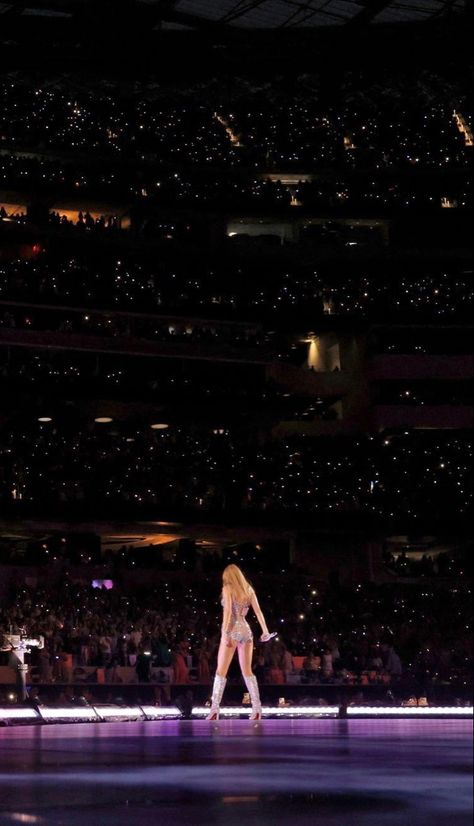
[{"left": 0, "top": 4, "right": 472, "bottom": 826}]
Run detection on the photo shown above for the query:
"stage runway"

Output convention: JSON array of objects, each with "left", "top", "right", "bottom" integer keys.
[{"left": 0, "top": 719, "right": 472, "bottom": 826}]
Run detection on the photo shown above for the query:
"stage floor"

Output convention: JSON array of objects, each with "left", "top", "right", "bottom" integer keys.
[{"left": 0, "top": 719, "right": 472, "bottom": 826}]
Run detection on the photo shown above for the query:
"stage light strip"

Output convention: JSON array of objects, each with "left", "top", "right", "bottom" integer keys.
[
  {"left": 93, "top": 705, "right": 145, "bottom": 720},
  {"left": 0, "top": 705, "right": 182, "bottom": 723},
  {"left": 39, "top": 707, "right": 99, "bottom": 721},
  {"left": 1, "top": 705, "right": 472, "bottom": 725},
  {"left": 0, "top": 707, "right": 39, "bottom": 720},
  {"left": 192, "top": 706, "right": 340, "bottom": 717},
  {"left": 346, "top": 706, "right": 474, "bottom": 717},
  {"left": 140, "top": 705, "right": 182, "bottom": 719}
]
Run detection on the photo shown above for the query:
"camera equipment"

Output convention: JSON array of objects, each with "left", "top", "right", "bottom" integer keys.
[{"left": 1, "top": 631, "right": 45, "bottom": 702}]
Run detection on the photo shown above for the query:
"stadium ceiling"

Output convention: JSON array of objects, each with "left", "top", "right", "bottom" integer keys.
[{"left": 0, "top": 0, "right": 466, "bottom": 29}]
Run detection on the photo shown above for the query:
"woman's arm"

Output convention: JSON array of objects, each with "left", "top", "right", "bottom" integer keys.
[
  {"left": 221, "top": 585, "right": 233, "bottom": 644},
  {"left": 250, "top": 589, "right": 270, "bottom": 637}
]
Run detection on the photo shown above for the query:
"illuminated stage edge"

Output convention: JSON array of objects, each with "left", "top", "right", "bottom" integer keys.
[{"left": 0, "top": 705, "right": 472, "bottom": 725}]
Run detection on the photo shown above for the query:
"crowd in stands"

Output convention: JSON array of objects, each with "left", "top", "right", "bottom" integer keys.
[
  {"left": 1, "top": 71, "right": 469, "bottom": 170},
  {"left": 47, "top": 210, "right": 123, "bottom": 232},
  {"left": 0, "top": 427, "right": 471, "bottom": 520},
  {"left": 0, "top": 78, "right": 232, "bottom": 164},
  {"left": 372, "top": 327, "right": 472, "bottom": 355},
  {"left": 383, "top": 548, "right": 467, "bottom": 579},
  {"left": 1, "top": 356, "right": 338, "bottom": 433},
  {"left": 226, "top": 72, "right": 470, "bottom": 169},
  {"left": 2, "top": 156, "right": 470, "bottom": 211},
  {"left": 5, "top": 342, "right": 469, "bottom": 410},
  {"left": 0, "top": 571, "right": 471, "bottom": 696},
  {"left": 0, "top": 69, "right": 471, "bottom": 705},
  {"left": 339, "top": 72, "right": 470, "bottom": 169},
  {"left": 0, "top": 349, "right": 342, "bottom": 427},
  {"left": 0, "top": 348, "right": 275, "bottom": 407},
  {"left": 0, "top": 303, "right": 264, "bottom": 348},
  {"left": 0, "top": 55, "right": 472, "bottom": 719},
  {"left": 0, "top": 255, "right": 472, "bottom": 322},
  {"left": 374, "top": 380, "right": 472, "bottom": 407},
  {"left": 0, "top": 68, "right": 471, "bottom": 226},
  {"left": 0, "top": 206, "right": 124, "bottom": 234}
]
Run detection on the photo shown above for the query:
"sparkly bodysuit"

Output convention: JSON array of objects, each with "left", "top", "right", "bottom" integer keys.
[{"left": 224, "top": 597, "right": 253, "bottom": 644}]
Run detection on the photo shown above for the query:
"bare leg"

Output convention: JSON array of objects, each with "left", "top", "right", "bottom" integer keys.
[
  {"left": 206, "top": 640, "right": 237, "bottom": 721},
  {"left": 216, "top": 639, "right": 237, "bottom": 678},
  {"left": 237, "top": 639, "right": 254, "bottom": 678}
]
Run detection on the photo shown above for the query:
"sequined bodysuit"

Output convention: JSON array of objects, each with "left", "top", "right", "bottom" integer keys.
[{"left": 224, "top": 597, "right": 253, "bottom": 644}]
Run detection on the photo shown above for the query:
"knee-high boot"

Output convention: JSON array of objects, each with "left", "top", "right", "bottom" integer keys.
[
  {"left": 206, "top": 674, "right": 227, "bottom": 721},
  {"left": 244, "top": 674, "right": 262, "bottom": 721}
]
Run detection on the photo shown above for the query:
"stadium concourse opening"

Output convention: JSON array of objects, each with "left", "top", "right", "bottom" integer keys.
[{"left": 0, "top": 4, "right": 472, "bottom": 826}]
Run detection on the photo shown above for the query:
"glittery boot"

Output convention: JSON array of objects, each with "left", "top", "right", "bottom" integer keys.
[
  {"left": 244, "top": 674, "right": 262, "bottom": 721},
  {"left": 206, "top": 674, "right": 227, "bottom": 721}
]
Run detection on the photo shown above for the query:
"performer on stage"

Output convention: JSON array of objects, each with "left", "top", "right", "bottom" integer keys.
[{"left": 207, "top": 564, "right": 276, "bottom": 721}]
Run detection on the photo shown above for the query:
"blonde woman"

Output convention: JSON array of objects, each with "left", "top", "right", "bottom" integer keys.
[{"left": 207, "top": 564, "right": 276, "bottom": 721}]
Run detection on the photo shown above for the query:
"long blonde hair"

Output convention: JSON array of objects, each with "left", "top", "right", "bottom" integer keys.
[{"left": 222, "top": 564, "right": 253, "bottom": 601}]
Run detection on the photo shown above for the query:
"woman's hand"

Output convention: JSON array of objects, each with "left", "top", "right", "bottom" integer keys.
[{"left": 260, "top": 632, "right": 277, "bottom": 643}]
